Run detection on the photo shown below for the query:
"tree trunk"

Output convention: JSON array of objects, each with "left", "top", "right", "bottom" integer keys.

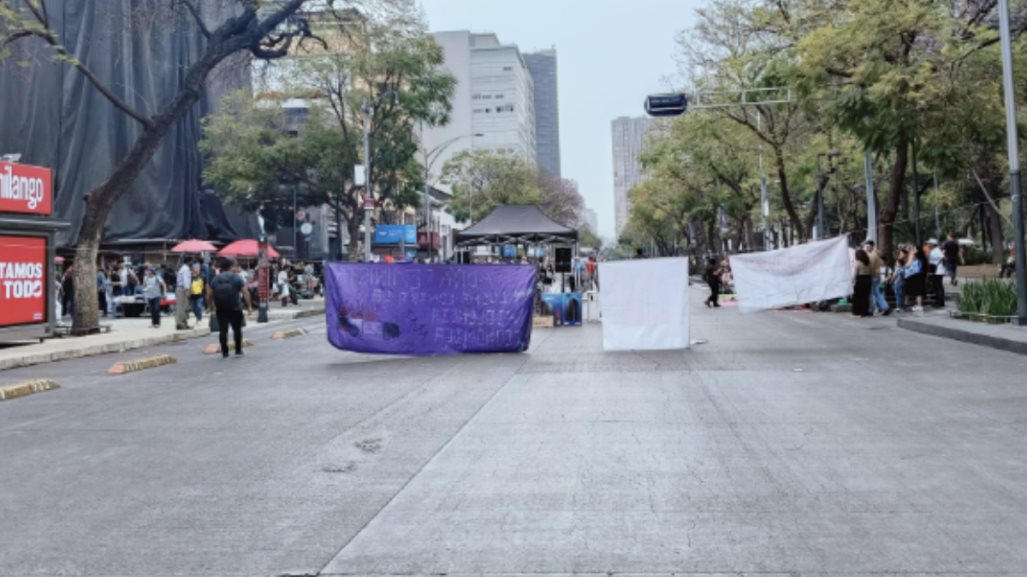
[
  {"left": 347, "top": 213, "right": 361, "bottom": 259},
  {"left": 985, "top": 197, "right": 1005, "bottom": 264},
  {"left": 773, "top": 144, "right": 804, "bottom": 240},
  {"left": 879, "top": 141, "right": 908, "bottom": 257}
]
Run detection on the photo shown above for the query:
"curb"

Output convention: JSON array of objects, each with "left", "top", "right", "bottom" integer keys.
[
  {"left": 0, "top": 327, "right": 210, "bottom": 372},
  {"left": 272, "top": 328, "right": 307, "bottom": 340},
  {"left": 108, "top": 354, "right": 177, "bottom": 375},
  {"left": 898, "top": 318, "right": 1027, "bottom": 356},
  {"left": 203, "top": 339, "right": 255, "bottom": 354},
  {"left": 0, "top": 378, "right": 60, "bottom": 401}
]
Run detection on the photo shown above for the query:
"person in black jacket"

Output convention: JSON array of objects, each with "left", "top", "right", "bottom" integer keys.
[{"left": 704, "top": 257, "right": 722, "bottom": 308}]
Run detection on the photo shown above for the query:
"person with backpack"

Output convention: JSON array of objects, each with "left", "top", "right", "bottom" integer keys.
[
  {"left": 208, "top": 257, "right": 252, "bottom": 358},
  {"left": 704, "top": 257, "right": 722, "bottom": 308}
]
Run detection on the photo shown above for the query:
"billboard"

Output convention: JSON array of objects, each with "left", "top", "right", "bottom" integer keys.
[
  {"left": 0, "top": 235, "right": 48, "bottom": 328},
  {"left": 0, "top": 161, "right": 53, "bottom": 216},
  {"left": 373, "top": 225, "right": 417, "bottom": 246}
]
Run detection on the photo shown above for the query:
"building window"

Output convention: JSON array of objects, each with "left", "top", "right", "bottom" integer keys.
[
  {"left": 495, "top": 94, "right": 504, "bottom": 99},
  {"left": 503, "top": 66, "right": 512, "bottom": 71}
]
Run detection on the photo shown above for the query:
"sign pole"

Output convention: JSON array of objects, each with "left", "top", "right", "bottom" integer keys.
[{"left": 257, "top": 235, "right": 269, "bottom": 323}]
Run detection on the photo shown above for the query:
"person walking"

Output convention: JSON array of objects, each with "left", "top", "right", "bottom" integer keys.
[
  {"left": 96, "top": 266, "right": 108, "bottom": 318},
  {"left": 852, "top": 249, "right": 873, "bottom": 317},
  {"left": 704, "top": 257, "right": 722, "bottom": 308},
  {"left": 863, "top": 240, "right": 890, "bottom": 316},
  {"left": 141, "top": 267, "right": 166, "bottom": 328},
  {"left": 208, "top": 257, "right": 252, "bottom": 358},
  {"left": 60, "top": 265, "right": 75, "bottom": 318},
  {"left": 941, "top": 232, "right": 963, "bottom": 286},
  {"left": 175, "top": 257, "right": 193, "bottom": 330}
]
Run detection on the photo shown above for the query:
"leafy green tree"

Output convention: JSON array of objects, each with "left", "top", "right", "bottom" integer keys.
[{"left": 205, "top": 7, "right": 455, "bottom": 258}]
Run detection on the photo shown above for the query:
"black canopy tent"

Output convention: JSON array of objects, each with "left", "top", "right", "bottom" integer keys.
[{"left": 456, "top": 205, "right": 578, "bottom": 247}]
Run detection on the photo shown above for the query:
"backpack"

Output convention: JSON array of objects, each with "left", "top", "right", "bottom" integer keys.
[
  {"left": 190, "top": 277, "right": 204, "bottom": 296},
  {"left": 211, "top": 273, "right": 239, "bottom": 310}
]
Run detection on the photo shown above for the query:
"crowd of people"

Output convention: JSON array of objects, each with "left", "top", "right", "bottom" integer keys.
[
  {"left": 851, "top": 233, "right": 965, "bottom": 318},
  {"left": 55, "top": 255, "right": 324, "bottom": 327}
]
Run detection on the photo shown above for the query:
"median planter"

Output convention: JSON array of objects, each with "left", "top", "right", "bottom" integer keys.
[{"left": 956, "top": 279, "right": 1018, "bottom": 322}]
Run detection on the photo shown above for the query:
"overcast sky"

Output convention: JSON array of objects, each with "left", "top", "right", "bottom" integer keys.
[{"left": 417, "top": 0, "right": 702, "bottom": 239}]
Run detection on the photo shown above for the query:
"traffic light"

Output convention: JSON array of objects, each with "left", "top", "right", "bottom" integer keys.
[{"left": 645, "top": 93, "right": 688, "bottom": 117}]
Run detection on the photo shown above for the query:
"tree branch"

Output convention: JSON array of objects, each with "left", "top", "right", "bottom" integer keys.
[{"left": 181, "top": 0, "right": 211, "bottom": 39}]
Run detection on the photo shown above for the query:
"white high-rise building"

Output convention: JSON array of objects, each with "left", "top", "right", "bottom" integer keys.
[
  {"left": 612, "top": 116, "right": 652, "bottom": 238},
  {"left": 423, "top": 31, "right": 537, "bottom": 180}
]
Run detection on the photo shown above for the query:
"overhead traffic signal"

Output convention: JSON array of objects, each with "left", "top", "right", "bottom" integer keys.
[{"left": 645, "top": 93, "right": 688, "bottom": 117}]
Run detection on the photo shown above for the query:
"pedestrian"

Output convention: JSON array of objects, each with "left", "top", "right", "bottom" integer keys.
[
  {"left": 141, "top": 267, "right": 166, "bottom": 328},
  {"left": 863, "top": 240, "right": 890, "bottom": 316},
  {"left": 174, "top": 257, "right": 193, "bottom": 330},
  {"left": 941, "top": 232, "right": 963, "bottom": 286},
  {"left": 925, "top": 239, "right": 945, "bottom": 308},
  {"left": 852, "top": 248, "right": 873, "bottom": 317},
  {"left": 96, "top": 266, "right": 108, "bottom": 318},
  {"left": 277, "top": 265, "right": 291, "bottom": 307},
  {"left": 189, "top": 262, "right": 205, "bottom": 322},
  {"left": 904, "top": 244, "right": 928, "bottom": 316},
  {"left": 208, "top": 257, "right": 252, "bottom": 358},
  {"left": 111, "top": 263, "right": 123, "bottom": 297},
  {"left": 1000, "top": 244, "right": 1016, "bottom": 279},
  {"left": 704, "top": 257, "right": 722, "bottom": 308},
  {"left": 61, "top": 264, "right": 75, "bottom": 318},
  {"left": 888, "top": 246, "right": 909, "bottom": 312}
]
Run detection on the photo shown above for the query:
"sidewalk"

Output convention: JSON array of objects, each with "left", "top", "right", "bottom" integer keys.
[
  {"left": 0, "top": 297, "right": 325, "bottom": 371},
  {"left": 898, "top": 314, "right": 1027, "bottom": 356}
]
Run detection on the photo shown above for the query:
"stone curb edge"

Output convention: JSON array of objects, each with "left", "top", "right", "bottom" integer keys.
[
  {"left": 897, "top": 318, "right": 1027, "bottom": 356},
  {"left": 0, "top": 378, "right": 60, "bottom": 401},
  {"left": 0, "top": 327, "right": 210, "bottom": 372}
]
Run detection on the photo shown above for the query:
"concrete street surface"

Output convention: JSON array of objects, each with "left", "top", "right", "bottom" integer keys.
[{"left": 1, "top": 287, "right": 1025, "bottom": 576}]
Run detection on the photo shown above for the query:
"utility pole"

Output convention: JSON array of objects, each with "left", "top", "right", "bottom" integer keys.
[
  {"left": 864, "top": 151, "right": 877, "bottom": 245},
  {"left": 912, "top": 136, "right": 921, "bottom": 248},
  {"left": 998, "top": 0, "right": 1027, "bottom": 325},
  {"left": 362, "top": 98, "right": 373, "bottom": 262}
]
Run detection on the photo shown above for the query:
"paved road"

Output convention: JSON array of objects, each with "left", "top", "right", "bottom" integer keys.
[{"left": 2, "top": 288, "right": 1026, "bottom": 576}]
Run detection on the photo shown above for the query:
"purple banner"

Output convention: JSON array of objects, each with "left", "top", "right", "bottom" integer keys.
[{"left": 325, "top": 263, "right": 536, "bottom": 356}]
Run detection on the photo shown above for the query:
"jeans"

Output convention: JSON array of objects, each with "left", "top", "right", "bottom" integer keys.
[
  {"left": 189, "top": 296, "right": 204, "bottom": 322},
  {"left": 216, "top": 310, "right": 244, "bottom": 356},
  {"left": 931, "top": 274, "right": 946, "bottom": 306},
  {"left": 870, "top": 278, "right": 889, "bottom": 314},
  {"left": 894, "top": 277, "right": 905, "bottom": 310},
  {"left": 945, "top": 259, "right": 958, "bottom": 284},
  {"left": 175, "top": 287, "right": 191, "bottom": 328},
  {"left": 147, "top": 297, "right": 161, "bottom": 326}
]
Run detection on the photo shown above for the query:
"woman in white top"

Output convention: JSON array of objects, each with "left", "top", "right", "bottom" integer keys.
[{"left": 277, "top": 268, "right": 291, "bottom": 306}]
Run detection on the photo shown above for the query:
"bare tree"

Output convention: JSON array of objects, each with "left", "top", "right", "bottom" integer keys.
[{"left": 1, "top": 0, "right": 345, "bottom": 333}]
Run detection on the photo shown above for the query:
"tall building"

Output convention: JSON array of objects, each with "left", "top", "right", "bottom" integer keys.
[
  {"left": 424, "top": 31, "right": 537, "bottom": 181},
  {"left": 524, "top": 49, "right": 561, "bottom": 178},
  {"left": 612, "top": 116, "right": 652, "bottom": 238}
]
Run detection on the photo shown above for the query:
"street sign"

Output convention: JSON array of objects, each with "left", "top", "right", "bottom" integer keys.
[
  {"left": 300, "top": 222, "right": 313, "bottom": 236},
  {"left": 363, "top": 196, "right": 376, "bottom": 210}
]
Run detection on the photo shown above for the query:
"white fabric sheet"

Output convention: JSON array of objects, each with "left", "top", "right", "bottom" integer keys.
[
  {"left": 730, "top": 236, "right": 852, "bottom": 313},
  {"left": 599, "top": 258, "right": 690, "bottom": 351}
]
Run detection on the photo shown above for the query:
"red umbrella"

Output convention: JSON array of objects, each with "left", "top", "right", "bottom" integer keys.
[
  {"left": 171, "top": 239, "right": 218, "bottom": 253},
  {"left": 218, "top": 239, "right": 280, "bottom": 258}
]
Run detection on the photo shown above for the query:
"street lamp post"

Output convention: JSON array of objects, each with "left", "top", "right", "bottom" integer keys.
[
  {"left": 998, "top": 0, "right": 1027, "bottom": 325},
  {"left": 421, "top": 131, "right": 481, "bottom": 262}
]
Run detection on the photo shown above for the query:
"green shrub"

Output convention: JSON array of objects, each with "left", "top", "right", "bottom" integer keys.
[
  {"left": 957, "top": 279, "right": 1018, "bottom": 317},
  {"left": 963, "top": 247, "right": 994, "bottom": 266}
]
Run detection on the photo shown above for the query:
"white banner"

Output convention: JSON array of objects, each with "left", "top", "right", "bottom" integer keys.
[
  {"left": 730, "top": 236, "right": 852, "bottom": 313},
  {"left": 598, "top": 258, "right": 689, "bottom": 351}
]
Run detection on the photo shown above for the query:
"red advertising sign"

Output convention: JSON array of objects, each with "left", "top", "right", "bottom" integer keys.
[
  {"left": 0, "top": 161, "right": 53, "bottom": 216},
  {"left": 417, "top": 231, "right": 440, "bottom": 249},
  {"left": 0, "top": 235, "right": 48, "bottom": 327}
]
